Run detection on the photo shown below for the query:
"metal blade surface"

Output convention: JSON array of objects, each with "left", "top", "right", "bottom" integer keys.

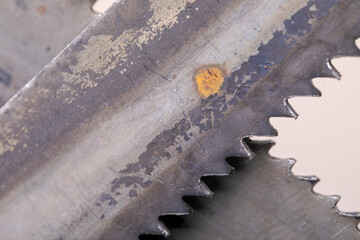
[{"left": 0, "top": 0, "right": 359, "bottom": 239}]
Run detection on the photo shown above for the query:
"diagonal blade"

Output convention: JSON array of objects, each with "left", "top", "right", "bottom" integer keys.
[{"left": 0, "top": 0, "right": 360, "bottom": 239}]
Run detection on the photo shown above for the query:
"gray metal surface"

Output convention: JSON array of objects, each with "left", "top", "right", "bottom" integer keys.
[
  {"left": 0, "top": 0, "right": 360, "bottom": 239},
  {"left": 0, "top": 0, "right": 97, "bottom": 106},
  {"left": 164, "top": 141, "right": 360, "bottom": 240}
]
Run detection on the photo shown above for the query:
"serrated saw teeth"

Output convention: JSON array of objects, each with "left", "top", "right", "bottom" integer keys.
[{"left": 158, "top": 142, "right": 360, "bottom": 239}]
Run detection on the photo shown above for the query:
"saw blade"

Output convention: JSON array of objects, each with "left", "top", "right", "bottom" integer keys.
[
  {"left": 149, "top": 141, "right": 360, "bottom": 240},
  {"left": 0, "top": 0, "right": 360, "bottom": 239}
]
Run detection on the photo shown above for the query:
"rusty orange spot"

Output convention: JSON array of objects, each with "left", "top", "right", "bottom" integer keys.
[
  {"left": 195, "top": 67, "right": 224, "bottom": 98},
  {"left": 37, "top": 6, "right": 46, "bottom": 14}
]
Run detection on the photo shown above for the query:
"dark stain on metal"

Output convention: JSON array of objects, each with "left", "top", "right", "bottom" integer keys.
[
  {"left": 15, "top": 0, "right": 27, "bottom": 10},
  {"left": 129, "top": 189, "right": 138, "bottom": 198},
  {"left": 0, "top": 68, "right": 11, "bottom": 86},
  {"left": 100, "top": 192, "right": 118, "bottom": 206},
  {"left": 111, "top": 176, "right": 152, "bottom": 193}
]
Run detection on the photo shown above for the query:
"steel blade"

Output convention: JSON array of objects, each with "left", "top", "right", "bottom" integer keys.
[{"left": 0, "top": 0, "right": 359, "bottom": 239}]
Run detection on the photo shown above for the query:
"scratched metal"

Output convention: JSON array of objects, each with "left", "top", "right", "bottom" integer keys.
[
  {"left": 0, "top": 0, "right": 360, "bottom": 239},
  {"left": 163, "top": 141, "right": 360, "bottom": 240},
  {"left": 0, "top": 0, "right": 97, "bottom": 106}
]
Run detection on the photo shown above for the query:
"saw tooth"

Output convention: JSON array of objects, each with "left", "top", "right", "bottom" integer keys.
[
  {"left": 191, "top": 180, "right": 214, "bottom": 197},
  {"left": 297, "top": 175, "right": 320, "bottom": 186},
  {"left": 180, "top": 181, "right": 213, "bottom": 198},
  {"left": 239, "top": 139, "right": 255, "bottom": 159},
  {"left": 268, "top": 99, "right": 298, "bottom": 119},
  {"left": 272, "top": 158, "right": 297, "bottom": 171},
  {"left": 322, "top": 60, "right": 341, "bottom": 79},
  {"left": 308, "top": 81, "right": 322, "bottom": 97},
  {"left": 248, "top": 120, "right": 278, "bottom": 138},
  {"left": 330, "top": 195, "right": 341, "bottom": 206},
  {"left": 287, "top": 158, "right": 296, "bottom": 169},
  {"left": 284, "top": 100, "right": 299, "bottom": 119},
  {"left": 188, "top": 149, "right": 233, "bottom": 177},
  {"left": 227, "top": 140, "right": 256, "bottom": 158},
  {"left": 262, "top": 122, "right": 277, "bottom": 136},
  {"left": 201, "top": 158, "right": 233, "bottom": 176},
  {"left": 286, "top": 79, "right": 322, "bottom": 98},
  {"left": 161, "top": 199, "right": 192, "bottom": 216},
  {"left": 142, "top": 220, "right": 170, "bottom": 237},
  {"left": 156, "top": 221, "right": 171, "bottom": 238}
]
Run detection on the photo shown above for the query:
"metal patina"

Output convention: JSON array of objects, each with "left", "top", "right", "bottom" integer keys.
[{"left": 0, "top": 0, "right": 359, "bottom": 239}]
